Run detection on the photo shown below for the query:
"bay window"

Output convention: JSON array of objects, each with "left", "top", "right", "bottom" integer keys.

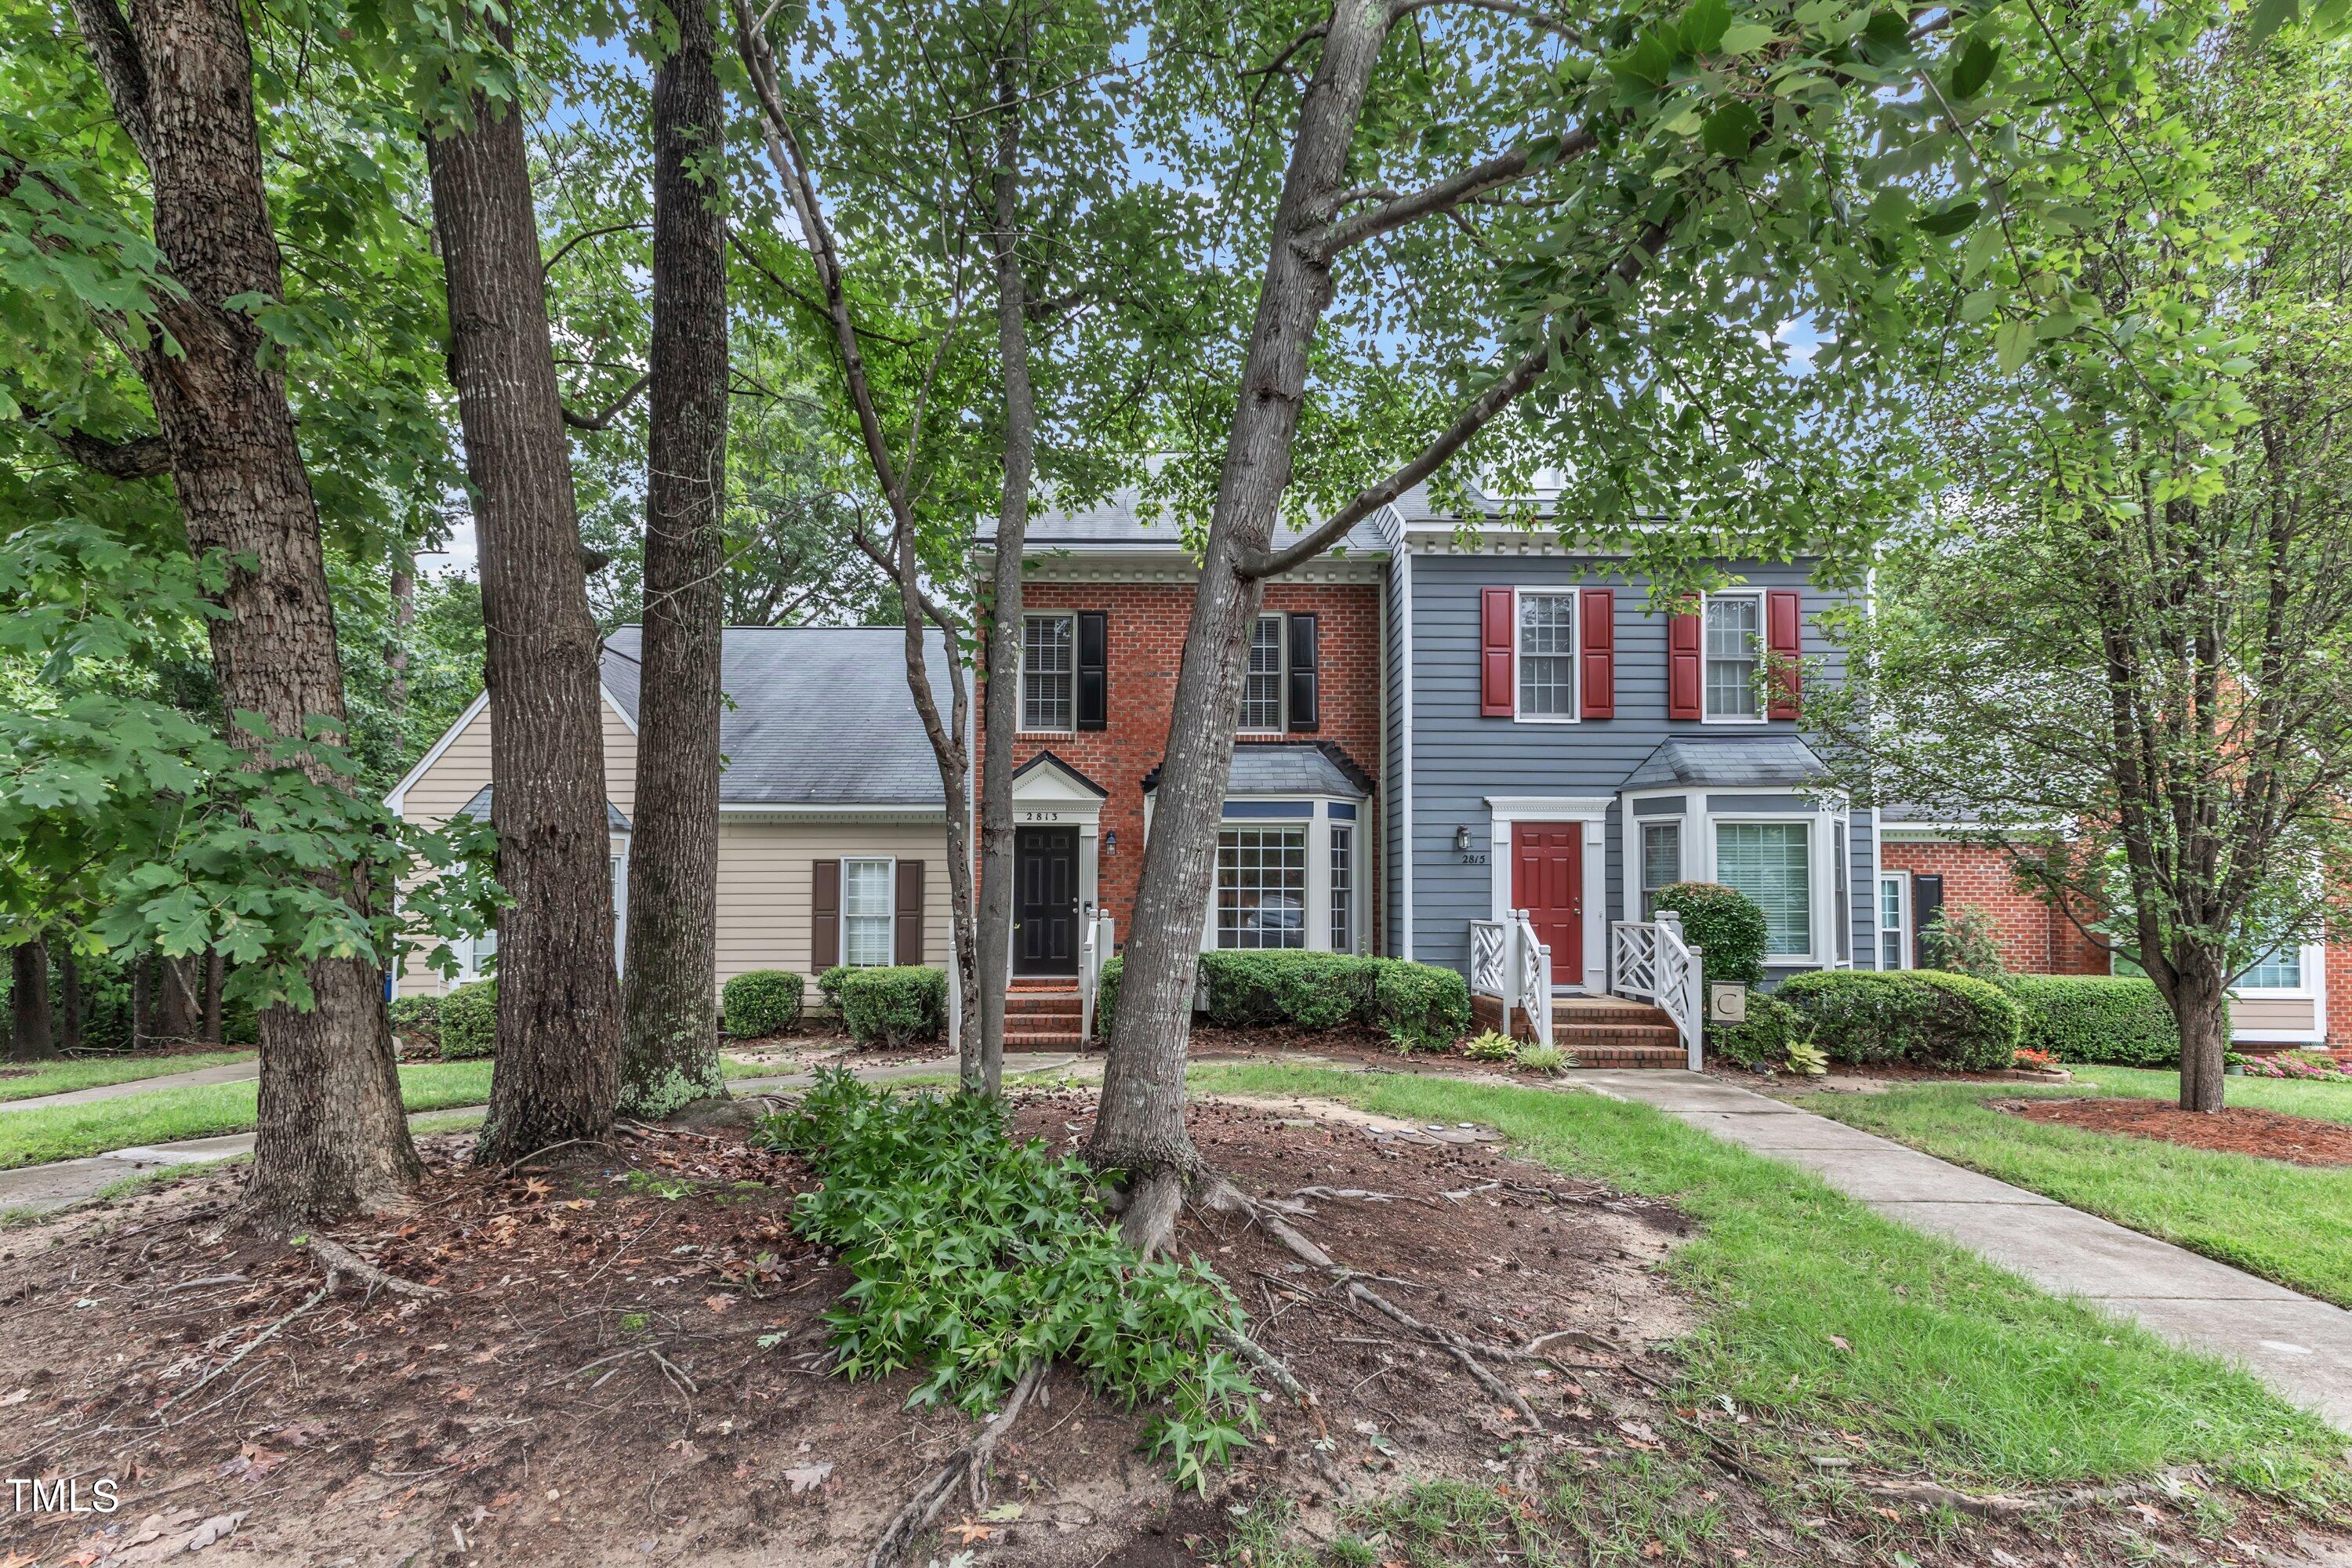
[{"left": 1217, "top": 827, "right": 1307, "bottom": 949}]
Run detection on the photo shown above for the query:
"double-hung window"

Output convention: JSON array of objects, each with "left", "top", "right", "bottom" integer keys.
[
  {"left": 1639, "top": 822, "right": 1682, "bottom": 918},
  {"left": 1515, "top": 592, "right": 1577, "bottom": 719},
  {"left": 1217, "top": 827, "right": 1306, "bottom": 949},
  {"left": 1329, "top": 825, "right": 1355, "bottom": 953},
  {"left": 1240, "top": 615, "right": 1285, "bottom": 732},
  {"left": 1704, "top": 593, "right": 1762, "bottom": 722},
  {"left": 2238, "top": 938, "right": 2307, "bottom": 990},
  {"left": 1715, "top": 822, "right": 1810, "bottom": 958},
  {"left": 1878, "top": 873, "right": 1910, "bottom": 970},
  {"left": 1022, "top": 614, "right": 1075, "bottom": 733},
  {"left": 842, "top": 858, "right": 895, "bottom": 967}
]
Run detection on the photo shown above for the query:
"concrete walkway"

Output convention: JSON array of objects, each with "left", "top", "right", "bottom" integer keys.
[
  {"left": 0, "top": 1059, "right": 263, "bottom": 1115},
  {"left": 0, "top": 1052, "right": 1080, "bottom": 1221},
  {"left": 1573, "top": 1069, "right": 2352, "bottom": 1435}
]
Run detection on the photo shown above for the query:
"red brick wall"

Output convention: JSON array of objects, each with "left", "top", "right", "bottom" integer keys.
[
  {"left": 976, "top": 579, "right": 1383, "bottom": 951},
  {"left": 1876, "top": 839, "right": 2106, "bottom": 975},
  {"left": 2328, "top": 928, "right": 2352, "bottom": 1050}
]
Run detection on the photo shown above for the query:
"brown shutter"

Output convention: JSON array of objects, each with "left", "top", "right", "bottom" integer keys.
[
  {"left": 1766, "top": 589, "right": 1802, "bottom": 718},
  {"left": 894, "top": 858, "right": 924, "bottom": 965},
  {"left": 1286, "top": 612, "right": 1319, "bottom": 731},
  {"left": 1579, "top": 588, "right": 1614, "bottom": 719},
  {"left": 1076, "top": 611, "right": 1108, "bottom": 731},
  {"left": 1667, "top": 604, "right": 1702, "bottom": 720},
  {"left": 1479, "top": 587, "right": 1515, "bottom": 717},
  {"left": 811, "top": 859, "right": 840, "bottom": 969}
]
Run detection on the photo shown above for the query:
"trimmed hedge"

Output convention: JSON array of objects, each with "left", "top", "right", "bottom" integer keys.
[
  {"left": 723, "top": 969, "right": 805, "bottom": 1039},
  {"left": 389, "top": 993, "right": 441, "bottom": 1045},
  {"left": 1653, "top": 882, "right": 1768, "bottom": 987},
  {"left": 1774, "top": 968, "right": 2021, "bottom": 1070},
  {"left": 1091, "top": 952, "right": 1471, "bottom": 1049},
  {"left": 2005, "top": 975, "right": 2186, "bottom": 1067},
  {"left": 1710, "top": 990, "right": 1801, "bottom": 1072},
  {"left": 819, "top": 965, "right": 946, "bottom": 1048},
  {"left": 438, "top": 980, "right": 496, "bottom": 1060},
  {"left": 1094, "top": 956, "right": 1123, "bottom": 1040},
  {"left": 1367, "top": 960, "right": 1472, "bottom": 1047}
]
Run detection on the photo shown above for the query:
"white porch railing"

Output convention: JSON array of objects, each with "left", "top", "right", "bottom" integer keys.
[
  {"left": 1609, "top": 913, "right": 1704, "bottom": 1069},
  {"left": 1078, "top": 909, "right": 1116, "bottom": 1044},
  {"left": 1468, "top": 910, "right": 1552, "bottom": 1048}
]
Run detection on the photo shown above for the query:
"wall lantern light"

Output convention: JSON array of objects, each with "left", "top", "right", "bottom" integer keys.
[
  {"left": 1104, "top": 829, "right": 1119, "bottom": 855},
  {"left": 1454, "top": 824, "right": 1472, "bottom": 853}
]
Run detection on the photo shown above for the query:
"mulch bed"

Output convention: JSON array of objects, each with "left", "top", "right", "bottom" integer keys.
[{"left": 2005, "top": 1096, "right": 2352, "bottom": 1166}]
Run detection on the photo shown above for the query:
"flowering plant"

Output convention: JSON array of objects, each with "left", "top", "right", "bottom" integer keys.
[
  {"left": 2225, "top": 1051, "right": 2349, "bottom": 1082},
  {"left": 2012, "top": 1046, "right": 2062, "bottom": 1072}
]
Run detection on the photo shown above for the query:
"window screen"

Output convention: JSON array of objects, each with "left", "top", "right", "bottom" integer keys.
[{"left": 1715, "top": 822, "right": 1809, "bottom": 956}]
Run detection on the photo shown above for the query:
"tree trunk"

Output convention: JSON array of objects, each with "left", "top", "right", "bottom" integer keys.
[
  {"left": 1086, "top": 0, "right": 1391, "bottom": 1236},
  {"left": 387, "top": 561, "right": 415, "bottom": 717},
  {"left": 2170, "top": 946, "right": 2232, "bottom": 1112},
  {"left": 618, "top": 0, "right": 729, "bottom": 1117},
  {"left": 10, "top": 938, "right": 55, "bottom": 1062},
  {"left": 425, "top": 26, "right": 623, "bottom": 1163},
  {"left": 974, "top": 49, "right": 1034, "bottom": 1097},
  {"left": 59, "top": 951, "right": 82, "bottom": 1052},
  {"left": 202, "top": 946, "right": 226, "bottom": 1044},
  {"left": 66, "top": 0, "right": 419, "bottom": 1228},
  {"left": 162, "top": 954, "right": 198, "bottom": 1040},
  {"left": 130, "top": 951, "right": 147, "bottom": 1051}
]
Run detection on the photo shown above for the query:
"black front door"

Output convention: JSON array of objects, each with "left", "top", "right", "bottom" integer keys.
[{"left": 1014, "top": 826, "right": 1080, "bottom": 976}]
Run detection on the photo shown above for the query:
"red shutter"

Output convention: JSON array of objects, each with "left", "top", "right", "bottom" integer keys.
[
  {"left": 1766, "top": 589, "right": 1802, "bottom": 718},
  {"left": 811, "top": 859, "right": 840, "bottom": 970},
  {"left": 1479, "top": 587, "right": 1515, "bottom": 717},
  {"left": 1579, "top": 588, "right": 1614, "bottom": 719},
  {"left": 1667, "top": 606, "right": 1702, "bottom": 720}
]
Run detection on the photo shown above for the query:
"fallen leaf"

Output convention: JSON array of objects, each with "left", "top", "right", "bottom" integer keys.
[
  {"left": 0, "top": 1389, "right": 26, "bottom": 1406},
  {"left": 784, "top": 1462, "right": 832, "bottom": 1494},
  {"left": 982, "top": 1502, "right": 1023, "bottom": 1523},
  {"left": 703, "top": 1295, "right": 734, "bottom": 1314},
  {"left": 946, "top": 1522, "right": 994, "bottom": 1544},
  {"left": 1828, "top": 1334, "right": 1852, "bottom": 1352}
]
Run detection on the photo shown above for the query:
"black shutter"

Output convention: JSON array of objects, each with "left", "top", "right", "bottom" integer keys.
[
  {"left": 1076, "top": 611, "right": 1108, "bottom": 731},
  {"left": 1911, "top": 873, "right": 1944, "bottom": 969},
  {"left": 1285, "top": 612, "right": 1319, "bottom": 732}
]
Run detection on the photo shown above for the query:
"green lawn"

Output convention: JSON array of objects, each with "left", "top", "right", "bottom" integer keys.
[
  {"left": 0, "top": 1051, "right": 255, "bottom": 1104},
  {"left": 1795, "top": 1074, "right": 2352, "bottom": 1308},
  {"left": 1192, "top": 1064, "right": 2345, "bottom": 1496},
  {"left": 2074, "top": 1062, "right": 2352, "bottom": 1126}
]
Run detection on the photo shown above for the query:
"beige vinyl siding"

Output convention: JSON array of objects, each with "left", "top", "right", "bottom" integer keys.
[{"left": 2231, "top": 996, "right": 2318, "bottom": 1036}]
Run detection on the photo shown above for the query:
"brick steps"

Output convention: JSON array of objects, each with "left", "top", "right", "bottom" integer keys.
[
  {"left": 1472, "top": 992, "right": 1690, "bottom": 1068},
  {"left": 1004, "top": 982, "right": 1085, "bottom": 1047}
]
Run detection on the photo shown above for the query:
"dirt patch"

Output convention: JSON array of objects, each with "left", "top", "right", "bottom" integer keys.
[
  {"left": 723, "top": 1029, "right": 946, "bottom": 1072},
  {"left": 2005, "top": 1096, "right": 2352, "bottom": 1167}
]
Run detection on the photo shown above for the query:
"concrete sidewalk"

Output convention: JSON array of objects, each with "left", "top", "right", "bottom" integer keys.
[
  {"left": 0, "top": 1059, "right": 263, "bottom": 1115},
  {"left": 1573, "top": 1069, "right": 2352, "bottom": 1435},
  {"left": 0, "top": 1052, "right": 1080, "bottom": 1221}
]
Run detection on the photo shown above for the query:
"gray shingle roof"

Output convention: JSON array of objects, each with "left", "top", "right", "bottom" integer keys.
[
  {"left": 1623, "top": 736, "right": 1828, "bottom": 791},
  {"left": 601, "top": 626, "right": 955, "bottom": 810},
  {"left": 460, "top": 784, "right": 631, "bottom": 832},
  {"left": 1141, "top": 741, "right": 1374, "bottom": 798},
  {"left": 980, "top": 485, "right": 1390, "bottom": 556}
]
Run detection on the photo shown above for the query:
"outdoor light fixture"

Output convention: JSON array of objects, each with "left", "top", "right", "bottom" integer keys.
[
  {"left": 1454, "top": 824, "right": 1472, "bottom": 853},
  {"left": 1103, "top": 829, "right": 1118, "bottom": 854}
]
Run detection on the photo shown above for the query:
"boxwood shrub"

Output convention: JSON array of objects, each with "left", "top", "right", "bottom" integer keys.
[
  {"left": 1093, "top": 956, "right": 1123, "bottom": 1041},
  {"left": 1774, "top": 968, "right": 2021, "bottom": 1070},
  {"left": 722, "top": 969, "right": 805, "bottom": 1039},
  {"left": 1710, "top": 990, "right": 1800, "bottom": 1071},
  {"left": 1185, "top": 951, "right": 1470, "bottom": 1048},
  {"left": 1653, "top": 882, "right": 1768, "bottom": 987},
  {"left": 388, "top": 993, "right": 441, "bottom": 1047},
  {"left": 820, "top": 965, "right": 946, "bottom": 1048},
  {"left": 2005, "top": 975, "right": 2187, "bottom": 1067},
  {"left": 438, "top": 980, "right": 496, "bottom": 1060},
  {"left": 1367, "top": 960, "right": 1472, "bottom": 1047}
]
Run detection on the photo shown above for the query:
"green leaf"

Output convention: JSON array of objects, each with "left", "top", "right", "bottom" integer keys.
[
  {"left": 1701, "top": 102, "right": 1765, "bottom": 158},
  {"left": 1610, "top": 30, "right": 1675, "bottom": 87},
  {"left": 1950, "top": 38, "right": 1999, "bottom": 98},
  {"left": 1682, "top": 0, "right": 1732, "bottom": 53},
  {"left": 1993, "top": 319, "right": 2037, "bottom": 374},
  {"left": 2247, "top": 0, "right": 2297, "bottom": 40},
  {"left": 1958, "top": 289, "right": 2000, "bottom": 322},
  {"left": 1914, "top": 200, "right": 1981, "bottom": 236},
  {"left": 1718, "top": 20, "right": 1777, "bottom": 52}
]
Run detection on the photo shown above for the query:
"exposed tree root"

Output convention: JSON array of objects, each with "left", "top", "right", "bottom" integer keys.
[
  {"left": 305, "top": 1237, "right": 447, "bottom": 1300},
  {"left": 1116, "top": 1165, "right": 1187, "bottom": 1255},
  {"left": 865, "top": 1359, "right": 1046, "bottom": 1568}
]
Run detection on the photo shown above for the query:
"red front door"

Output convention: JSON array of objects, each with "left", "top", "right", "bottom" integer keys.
[{"left": 1511, "top": 823, "right": 1582, "bottom": 984}]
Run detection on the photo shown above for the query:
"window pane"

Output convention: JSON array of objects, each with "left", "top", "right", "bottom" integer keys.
[
  {"left": 1704, "top": 597, "right": 1759, "bottom": 718},
  {"left": 2238, "top": 945, "right": 2304, "bottom": 989},
  {"left": 1516, "top": 594, "right": 1576, "bottom": 717},
  {"left": 844, "top": 858, "right": 895, "bottom": 966},
  {"left": 1878, "top": 876, "right": 1906, "bottom": 971},
  {"left": 1217, "top": 828, "right": 1305, "bottom": 949},
  {"left": 1022, "top": 615, "right": 1073, "bottom": 731},
  {"left": 1330, "top": 826, "right": 1353, "bottom": 953},
  {"left": 1715, "top": 822, "right": 1809, "bottom": 956},
  {"left": 1639, "top": 822, "right": 1680, "bottom": 919},
  {"left": 1241, "top": 616, "right": 1284, "bottom": 731}
]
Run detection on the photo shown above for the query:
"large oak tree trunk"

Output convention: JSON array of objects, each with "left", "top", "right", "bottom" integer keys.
[
  {"left": 426, "top": 34, "right": 623, "bottom": 1162},
  {"left": 67, "top": 0, "right": 419, "bottom": 1228},
  {"left": 619, "top": 0, "right": 730, "bottom": 1116},
  {"left": 10, "top": 938, "right": 55, "bottom": 1062},
  {"left": 1086, "top": 0, "right": 1389, "bottom": 1237}
]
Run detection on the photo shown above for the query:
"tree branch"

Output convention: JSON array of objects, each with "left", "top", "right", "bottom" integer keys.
[
  {"left": 1391, "top": 0, "right": 1590, "bottom": 48},
  {"left": 1241, "top": 215, "right": 1671, "bottom": 580},
  {"left": 43, "top": 423, "right": 171, "bottom": 481},
  {"left": 64, "top": 0, "right": 151, "bottom": 163},
  {"left": 1312, "top": 128, "right": 1598, "bottom": 257},
  {"left": 542, "top": 220, "right": 648, "bottom": 277},
  {"left": 561, "top": 372, "right": 651, "bottom": 431}
]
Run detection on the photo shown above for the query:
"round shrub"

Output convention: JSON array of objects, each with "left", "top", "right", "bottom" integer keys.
[
  {"left": 389, "top": 993, "right": 441, "bottom": 1049},
  {"left": 1093, "top": 956, "right": 1122, "bottom": 1042},
  {"left": 438, "top": 980, "right": 496, "bottom": 1060},
  {"left": 1196, "top": 951, "right": 1372, "bottom": 1029},
  {"left": 1710, "top": 990, "right": 1799, "bottom": 1071},
  {"left": 830, "top": 965, "right": 947, "bottom": 1048},
  {"left": 1368, "top": 959, "right": 1472, "bottom": 1048},
  {"left": 723, "top": 969, "right": 805, "bottom": 1038},
  {"left": 1775, "top": 969, "right": 2021, "bottom": 1070},
  {"left": 2005, "top": 975, "right": 2185, "bottom": 1067},
  {"left": 1653, "top": 882, "right": 1768, "bottom": 986}
]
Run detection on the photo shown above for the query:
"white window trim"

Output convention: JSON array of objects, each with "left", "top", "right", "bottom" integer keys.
[
  {"left": 1239, "top": 612, "right": 1287, "bottom": 736},
  {"left": 1511, "top": 586, "right": 1580, "bottom": 725},
  {"left": 1018, "top": 612, "right": 1077, "bottom": 738},
  {"left": 1192, "top": 797, "right": 1363, "bottom": 953},
  {"left": 1637, "top": 817, "right": 1684, "bottom": 919},
  {"left": 1877, "top": 871, "right": 1911, "bottom": 971},
  {"left": 2230, "top": 939, "right": 2321, "bottom": 999},
  {"left": 841, "top": 855, "right": 898, "bottom": 967},
  {"left": 1706, "top": 811, "right": 1820, "bottom": 965},
  {"left": 1699, "top": 590, "right": 1769, "bottom": 728}
]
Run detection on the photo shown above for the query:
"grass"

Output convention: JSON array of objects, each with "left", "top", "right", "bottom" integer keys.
[
  {"left": 2073, "top": 1062, "right": 2352, "bottom": 1126},
  {"left": 0, "top": 1051, "right": 255, "bottom": 1104},
  {"left": 1794, "top": 1073, "right": 2352, "bottom": 1308},
  {"left": 1191, "top": 1063, "right": 2347, "bottom": 1495}
]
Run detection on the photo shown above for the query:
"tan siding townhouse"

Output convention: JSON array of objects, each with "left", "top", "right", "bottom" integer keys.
[{"left": 387, "top": 627, "right": 956, "bottom": 998}]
